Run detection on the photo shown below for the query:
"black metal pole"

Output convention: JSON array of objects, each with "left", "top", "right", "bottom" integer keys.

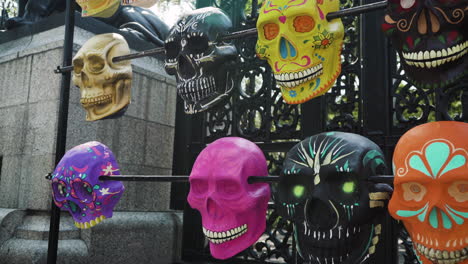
[
  {"left": 47, "top": 1, "right": 75, "bottom": 263},
  {"left": 99, "top": 175, "right": 281, "bottom": 183}
]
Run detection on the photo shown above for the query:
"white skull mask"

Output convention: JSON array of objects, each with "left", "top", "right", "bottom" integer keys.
[{"left": 73, "top": 33, "right": 132, "bottom": 121}]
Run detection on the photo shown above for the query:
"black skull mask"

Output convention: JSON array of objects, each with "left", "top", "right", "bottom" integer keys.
[
  {"left": 382, "top": 0, "right": 467, "bottom": 89},
  {"left": 164, "top": 7, "right": 237, "bottom": 114},
  {"left": 275, "top": 132, "right": 392, "bottom": 264}
]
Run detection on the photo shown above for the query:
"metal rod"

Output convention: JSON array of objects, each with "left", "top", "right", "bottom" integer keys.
[
  {"left": 81, "top": 175, "right": 393, "bottom": 184},
  {"left": 367, "top": 175, "right": 394, "bottom": 185},
  {"left": 112, "top": 46, "right": 165, "bottom": 63},
  {"left": 219, "top": 27, "right": 257, "bottom": 41},
  {"left": 54, "top": 1, "right": 387, "bottom": 73},
  {"left": 326, "top": 0, "right": 388, "bottom": 21},
  {"left": 98, "top": 175, "right": 281, "bottom": 183},
  {"left": 47, "top": 1, "right": 75, "bottom": 263}
]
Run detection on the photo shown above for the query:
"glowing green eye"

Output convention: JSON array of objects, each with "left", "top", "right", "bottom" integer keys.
[
  {"left": 342, "top": 181, "right": 355, "bottom": 193},
  {"left": 293, "top": 185, "right": 305, "bottom": 198}
]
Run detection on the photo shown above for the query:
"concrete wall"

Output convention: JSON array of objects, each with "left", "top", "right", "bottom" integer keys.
[
  {"left": 0, "top": 25, "right": 177, "bottom": 211},
  {"left": 0, "top": 20, "right": 182, "bottom": 264}
]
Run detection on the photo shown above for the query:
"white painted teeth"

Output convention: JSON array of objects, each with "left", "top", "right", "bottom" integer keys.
[
  {"left": 307, "top": 225, "right": 361, "bottom": 240},
  {"left": 274, "top": 63, "right": 323, "bottom": 88},
  {"left": 402, "top": 40, "right": 468, "bottom": 68},
  {"left": 177, "top": 76, "right": 216, "bottom": 102},
  {"left": 80, "top": 94, "right": 112, "bottom": 106},
  {"left": 203, "top": 224, "right": 248, "bottom": 244},
  {"left": 414, "top": 241, "right": 468, "bottom": 263}
]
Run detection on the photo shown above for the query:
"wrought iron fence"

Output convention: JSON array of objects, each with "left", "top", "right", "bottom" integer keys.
[{"left": 172, "top": 0, "right": 467, "bottom": 263}]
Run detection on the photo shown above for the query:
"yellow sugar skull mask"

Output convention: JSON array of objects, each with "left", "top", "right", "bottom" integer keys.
[
  {"left": 256, "top": 0, "right": 344, "bottom": 104},
  {"left": 76, "top": 0, "right": 120, "bottom": 18}
]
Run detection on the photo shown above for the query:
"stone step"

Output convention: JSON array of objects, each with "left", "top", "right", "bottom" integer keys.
[
  {"left": 0, "top": 238, "right": 88, "bottom": 264},
  {"left": 15, "top": 212, "right": 80, "bottom": 240}
]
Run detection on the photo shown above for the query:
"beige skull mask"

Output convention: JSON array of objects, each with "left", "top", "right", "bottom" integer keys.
[{"left": 73, "top": 33, "right": 132, "bottom": 121}]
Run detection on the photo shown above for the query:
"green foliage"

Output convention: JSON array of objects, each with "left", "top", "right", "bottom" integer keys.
[{"left": 1, "top": 0, "right": 17, "bottom": 18}]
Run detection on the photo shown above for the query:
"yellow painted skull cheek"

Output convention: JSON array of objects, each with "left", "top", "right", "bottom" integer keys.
[
  {"left": 256, "top": 0, "right": 344, "bottom": 104},
  {"left": 76, "top": 0, "right": 120, "bottom": 18}
]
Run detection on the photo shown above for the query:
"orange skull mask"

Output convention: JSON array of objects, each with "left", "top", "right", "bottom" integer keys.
[{"left": 390, "top": 121, "right": 468, "bottom": 264}]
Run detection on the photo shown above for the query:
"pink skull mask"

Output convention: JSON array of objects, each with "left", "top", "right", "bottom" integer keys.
[
  {"left": 187, "top": 137, "right": 271, "bottom": 259},
  {"left": 51, "top": 141, "right": 124, "bottom": 229}
]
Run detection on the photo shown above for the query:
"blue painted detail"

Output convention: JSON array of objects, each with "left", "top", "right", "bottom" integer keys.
[
  {"left": 425, "top": 142, "right": 449, "bottom": 176},
  {"left": 429, "top": 208, "right": 438, "bottom": 228},
  {"left": 441, "top": 210, "right": 452, "bottom": 229},
  {"left": 446, "top": 205, "right": 468, "bottom": 218},
  {"left": 308, "top": 137, "right": 315, "bottom": 158},
  {"left": 409, "top": 155, "right": 432, "bottom": 178},
  {"left": 358, "top": 224, "right": 374, "bottom": 260},
  {"left": 445, "top": 206, "right": 465, "bottom": 225},
  {"left": 396, "top": 203, "right": 428, "bottom": 218},
  {"left": 440, "top": 155, "right": 466, "bottom": 176},
  {"left": 289, "top": 90, "right": 297, "bottom": 97},
  {"left": 321, "top": 137, "right": 339, "bottom": 158},
  {"left": 313, "top": 78, "right": 321, "bottom": 91},
  {"left": 289, "top": 42, "right": 296, "bottom": 57},
  {"left": 417, "top": 204, "right": 429, "bottom": 222},
  {"left": 280, "top": 38, "right": 288, "bottom": 59}
]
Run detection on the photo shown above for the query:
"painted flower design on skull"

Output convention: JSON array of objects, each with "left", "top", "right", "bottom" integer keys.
[
  {"left": 390, "top": 121, "right": 468, "bottom": 264},
  {"left": 256, "top": 0, "right": 344, "bottom": 104},
  {"left": 276, "top": 132, "right": 392, "bottom": 264},
  {"left": 51, "top": 141, "right": 125, "bottom": 229}
]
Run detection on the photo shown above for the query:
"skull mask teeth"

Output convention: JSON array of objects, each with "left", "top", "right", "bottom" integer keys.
[
  {"left": 382, "top": 0, "right": 468, "bottom": 88},
  {"left": 164, "top": 7, "right": 237, "bottom": 114},
  {"left": 276, "top": 132, "right": 391, "bottom": 264},
  {"left": 187, "top": 137, "right": 271, "bottom": 260},
  {"left": 256, "top": 0, "right": 344, "bottom": 104},
  {"left": 51, "top": 141, "right": 125, "bottom": 229},
  {"left": 72, "top": 33, "right": 132, "bottom": 121},
  {"left": 390, "top": 121, "right": 468, "bottom": 264}
]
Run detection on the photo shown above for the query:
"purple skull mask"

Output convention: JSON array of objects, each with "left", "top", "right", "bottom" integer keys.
[
  {"left": 187, "top": 137, "right": 271, "bottom": 259},
  {"left": 51, "top": 141, "right": 125, "bottom": 229}
]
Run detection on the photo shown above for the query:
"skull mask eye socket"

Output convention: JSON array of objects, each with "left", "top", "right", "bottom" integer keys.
[
  {"left": 190, "top": 178, "right": 208, "bottom": 196},
  {"left": 263, "top": 23, "right": 280, "bottom": 40},
  {"left": 52, "top": 181, "right": 68, "bottom": 201},
  {"left": 217, "top": 179, "right": 241, "bottom": 198},
  {"left": 87, "top": 54, "right": 106, "bottom": 73},
  {"left": 293, "top": 15, "right": 315, "bottom": 33},
  {"left": 279, "top": 171, "right": 312, "bottom": 203},
  {"left": 165, "top": 41, "right": 181, "bottom": 59},
  {"left": 73, "top": 58, "right": 84, "bottom": 74},
  {"left": 72, "top": 181, "right": 94, "bottom": 202},
  {"left": 187, "top": 36, "right": 210, "bottom": 54}
]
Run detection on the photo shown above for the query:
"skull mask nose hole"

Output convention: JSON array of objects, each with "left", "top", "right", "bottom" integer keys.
[
  {"left": 206, "top": 197, "right": 222, "bottom": 219},
  {"left": 178, "top": 56, "right": 196, "bottom": 79},
  {"left": 306, "top": 199, "right": 337, "bottom": 230},
  {"left": 72, "top": 181, "right": 94, "bottom": 202}
]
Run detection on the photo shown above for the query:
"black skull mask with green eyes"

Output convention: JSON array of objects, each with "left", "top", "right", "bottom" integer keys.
[{"left": 275, "top": 132, "right": 392, "bottom": 264}]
